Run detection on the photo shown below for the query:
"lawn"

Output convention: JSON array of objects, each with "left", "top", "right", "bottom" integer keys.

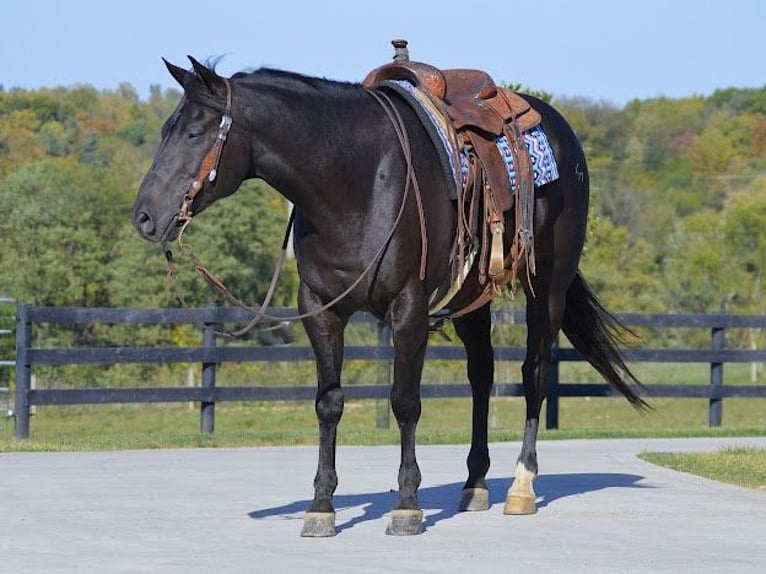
[
  {"left": 1, "top": 394, "right": 764, "bottom": 452},
  {"left": 639, "top": 447, "right": 766, "bottom": 490}
]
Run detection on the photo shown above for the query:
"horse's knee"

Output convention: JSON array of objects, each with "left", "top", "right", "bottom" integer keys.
[
  {"left": 315, "top": 386, "right": 344, "bottom": 425},
  {"left": 390, "top": 391, "right": 421, "bottom": 425}
]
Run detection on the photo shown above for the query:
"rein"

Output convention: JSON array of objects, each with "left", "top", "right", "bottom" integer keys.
[{"left": 163, "top": 82, "right": 428, "bottom": 337}]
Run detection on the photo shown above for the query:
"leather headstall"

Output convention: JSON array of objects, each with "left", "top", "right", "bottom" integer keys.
[{"left": 178, "top": 77, "right": 234, "bottom": 222}]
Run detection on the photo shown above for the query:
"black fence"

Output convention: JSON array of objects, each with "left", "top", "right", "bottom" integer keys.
[{"left": 11, "top": 304, "right": 766, "bottom": 439}]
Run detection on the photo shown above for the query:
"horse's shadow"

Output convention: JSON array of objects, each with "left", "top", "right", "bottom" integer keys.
[{"left": 248, "top": 472, "right": 648, "bottom": 533}]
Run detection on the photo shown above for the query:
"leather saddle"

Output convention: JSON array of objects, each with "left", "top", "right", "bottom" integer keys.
[
  {"left": 362, "top": 40, "right": 541, "bottom": 313},
  {"left": 363, "top": 60, "right": 541, "bottom": 138}
]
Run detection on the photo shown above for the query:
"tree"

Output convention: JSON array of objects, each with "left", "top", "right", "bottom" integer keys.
[
  {"left": 660, "top": 210, "right": 743, "bottom": 313},
  {"left": 708, "top": 86, "right": 766, "bottom": 115},
  {"left": 2, "top": 81, "right": 766, "bottom": 322},
  {"left": 0, "top": 159, "right": 112, "bottom": 307},
  {"left": 722, "top": 180, "right": 766, "bottom": 314},
  {"left": 579, "top": 214, "right": 659, "bottom": 312}
]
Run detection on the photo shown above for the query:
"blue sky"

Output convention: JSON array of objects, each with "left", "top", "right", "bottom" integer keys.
[{"left": 2, "top": 0, "right": 763, "bottom": 106}]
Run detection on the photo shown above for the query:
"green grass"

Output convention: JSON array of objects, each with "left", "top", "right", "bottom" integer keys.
[
  {"left": 1, "top": 395, "right": 764, "bottom": 452},
  {"left": 639, "top": 447, "right": 766, "bottom": 490},
  {"left": 1, "top": 355, "right": 763, "bottom": 452}
]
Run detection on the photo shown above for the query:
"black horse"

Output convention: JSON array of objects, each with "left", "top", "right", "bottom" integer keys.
[{"left": 132, "top": 56, "right": 646, "bottom": 536}]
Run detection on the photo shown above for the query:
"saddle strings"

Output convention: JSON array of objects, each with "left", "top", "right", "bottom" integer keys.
[{"left": 366, "top": 88, "right": 429, "bottom": 281}]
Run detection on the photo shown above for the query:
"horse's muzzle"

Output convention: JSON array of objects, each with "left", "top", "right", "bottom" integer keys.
[{"left": 131, "top": 203, "right": 181, "bottom": 243}]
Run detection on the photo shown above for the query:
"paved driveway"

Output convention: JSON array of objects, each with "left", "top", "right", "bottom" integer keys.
[{"left": 1, "top": 437, "right": 764, "bottom": 573}]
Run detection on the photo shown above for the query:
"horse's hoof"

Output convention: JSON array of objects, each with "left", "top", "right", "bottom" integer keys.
[
  {"left": 503, "top": 494, "right": 537, "bottom": 515},
  {"left": 300, "top": 511, "right": 336, "bottom": 537},
  {"left": 385, "top": 509, "right": 423, "bottom": 535},
  {"left": 459, "top": 487, "right": 490, "bottom": 511}
]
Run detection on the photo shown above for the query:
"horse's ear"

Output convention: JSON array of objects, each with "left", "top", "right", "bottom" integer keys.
[
  {"left": 188, "top": 56, "right": 224, "bottom": 94},
  {"left": 163, "top": 58, "right": 188, "bottom": 87}
]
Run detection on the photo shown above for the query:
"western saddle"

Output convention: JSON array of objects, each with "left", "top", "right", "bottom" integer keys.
[{"left": 363, "top": 40, "right": 541, "bottom": 315}]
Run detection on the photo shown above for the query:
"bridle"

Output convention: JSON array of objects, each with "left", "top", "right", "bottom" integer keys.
[
  {"left": 164, "top": 75, "right": 294, "bottom": 337},
  {"left": 177, "top": 78, "right": 233, "bottom": 223},
  {"left": 164, "top": 78, "right": 427, "bottom": 337}
]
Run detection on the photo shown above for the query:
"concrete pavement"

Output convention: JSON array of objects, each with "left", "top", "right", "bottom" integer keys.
[{"left": 1, "top": 437, "right": 765, "bottom": 573}]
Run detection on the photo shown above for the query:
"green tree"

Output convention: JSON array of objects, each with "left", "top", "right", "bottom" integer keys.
[
  {"left": 579, "top": 214, "right": 659, "bottom": 312},
  {"left": 3, "top": 81, "right": 766, "bottom": 323},
  {"left": 40, "top": 120, "right": 72, "bottom": 156},
  {"left": 708, "top": 86, "right": 766, "bottom": 115},
  {"left": 722, "top": 180, "right": 766, "bottom": 314},
  {"left": 0, "top": 159, "right": 112, "bottom": 306},
  {"left": 660, "top": 210, "right": 742, "bottom": 313}
]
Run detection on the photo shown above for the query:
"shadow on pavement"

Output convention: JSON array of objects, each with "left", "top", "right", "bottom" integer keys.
[{"left": 249, "top": 472, "right": 647, "bottom": 533}]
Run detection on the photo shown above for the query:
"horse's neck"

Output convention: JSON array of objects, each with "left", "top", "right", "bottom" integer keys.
[{"left": 240, "top": 84, "right": 380, "bottom": 217}]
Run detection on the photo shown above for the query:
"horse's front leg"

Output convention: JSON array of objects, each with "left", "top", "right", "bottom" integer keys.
[
  {"left": 453, "top": 302, "right": 494, "bottom": 512},
  {"left": 298, "top": 284, "right": 350, "bottom": 537},
  {"left": 385, "top": 286, "right": 429, "bottom": 535}
]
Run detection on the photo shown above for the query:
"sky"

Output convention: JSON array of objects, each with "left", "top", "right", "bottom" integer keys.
[{"left": 2, "top": 0, "right": 764, "bottom": 107}]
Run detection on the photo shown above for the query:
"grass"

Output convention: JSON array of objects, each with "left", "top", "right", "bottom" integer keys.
[
  {"left": 1, "top": 395, "right": 764, "bottom": 452},
  {"left": 639, "top": 447, "right": 766, "bottom": 490},
  {"left": 1, "top": 355, "right": 763, "bottom": 452},
  {"left": 2, "top": 394, "right": 764, "bottom": 492}
]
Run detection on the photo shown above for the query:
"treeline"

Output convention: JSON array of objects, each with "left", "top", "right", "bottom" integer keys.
[
  {"left": 0, "top": 83, "right": 298, "bottom": 316},
  {"left": 1, "top": 81, "right": 764, "bottom": 322}
]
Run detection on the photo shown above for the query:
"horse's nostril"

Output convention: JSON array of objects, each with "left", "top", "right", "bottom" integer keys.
[{"left": 136, "top": 211, "right": 156, "bottom": 236}]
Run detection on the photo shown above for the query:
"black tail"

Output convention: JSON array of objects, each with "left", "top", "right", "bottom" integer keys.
[{"left": 561, "top": 272, "right": 650, "bottom": 411}]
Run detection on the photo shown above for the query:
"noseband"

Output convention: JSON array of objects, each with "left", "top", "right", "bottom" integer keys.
[{"left": 178, "top": 78, "right": 233, "bottom": 222}]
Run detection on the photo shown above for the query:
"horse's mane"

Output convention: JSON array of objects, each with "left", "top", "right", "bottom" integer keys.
[
  {"left": 233, "top": 67, "right": 361, "bottom": 94},
  {"left": 188, "top": 56, "right": 358, "bottom": 94},
  {"left": 183, "top": 57, "right": 363, "bottom": 109}
]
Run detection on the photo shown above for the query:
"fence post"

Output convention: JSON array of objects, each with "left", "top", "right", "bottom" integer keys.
[
  {"left": 709, "top": 325, "right": 724, "bottom": 427},
  {"left": 0, "top": 297, "right": 13, "bottom": 433},
  {"left": 376, "top": 322, "right": 391, "bottom": 429},
  {"left": 200, "top": 318, "right": 217, "bottom": 434},
  {"left": 14, "top": 304, "right": 31, "bottom": 439},
  {"left": 546, "top": 335, "right": 560, "bottom": 429}
]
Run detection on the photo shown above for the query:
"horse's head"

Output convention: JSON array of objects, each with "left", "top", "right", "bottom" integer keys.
[{"left": 131, "top": 57, "right": 250, "bottom": 242}]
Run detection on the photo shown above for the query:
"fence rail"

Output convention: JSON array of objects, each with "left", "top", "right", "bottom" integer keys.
[{"left": 10, "top": 304, "right": 766, "bottom": 439}]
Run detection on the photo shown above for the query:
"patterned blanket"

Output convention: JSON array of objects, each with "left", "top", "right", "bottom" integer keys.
[{"left": 390, "top": 80, "right": 559, "bottom": 198}]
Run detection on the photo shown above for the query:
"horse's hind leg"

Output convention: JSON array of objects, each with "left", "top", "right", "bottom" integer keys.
[
  {"left": 453, "top": 302, "right": 494, "bottom": 511},
  {"left": 298, "top": 284, "right": 350, "bottom": 537},
  {"left": 505, "top": 266, "right": 569, "bottom": 515},
  {"left": 385, "top": 284, "right": 429, "bottom": 535}
]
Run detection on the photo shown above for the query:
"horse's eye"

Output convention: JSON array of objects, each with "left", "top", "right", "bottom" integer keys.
[{"left": 188, "top": 128, "right": 204, "bottom": 141}]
